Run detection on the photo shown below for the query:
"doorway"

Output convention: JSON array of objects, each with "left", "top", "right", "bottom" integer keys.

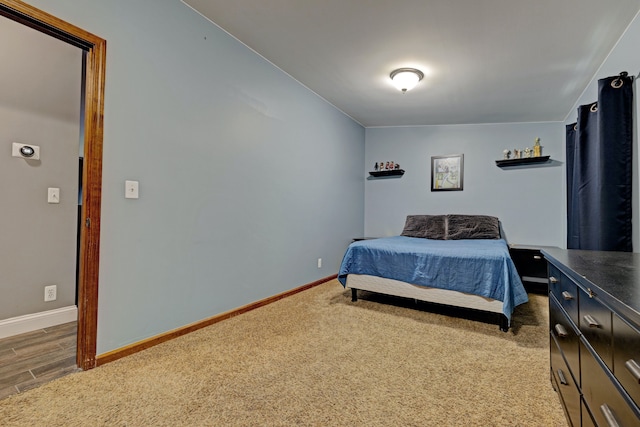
[{"left": 0, "top": 0, "right": 105, "bottom": 371}]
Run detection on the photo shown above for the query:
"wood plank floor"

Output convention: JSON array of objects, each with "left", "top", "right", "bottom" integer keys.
[{"left": 0, "top": 321, "right": 79, "bottom": 400}]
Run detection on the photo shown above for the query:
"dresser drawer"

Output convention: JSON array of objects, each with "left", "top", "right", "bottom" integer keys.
[
  {"left": 549, "top": 264, "right": 579, "bottom": 326},
  {"left": 581, "top": 341, "right": 640, "bottom": 427},
  {"left": 579, "top": 288, "right": 613, "bottom": 370},
  {"left": 551, "top": 333, "right": 581, "bottom": 427},
  {"left": 613, "top": 314, "right": 640, "bottom": 408},
  {"left": 550, "top": 294, "right": 580, "bottom": 381}
]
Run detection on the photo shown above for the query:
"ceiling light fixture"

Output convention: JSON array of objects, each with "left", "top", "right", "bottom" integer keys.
[{"left": 390, "top": 68, "right": 424, "bottom": 93}]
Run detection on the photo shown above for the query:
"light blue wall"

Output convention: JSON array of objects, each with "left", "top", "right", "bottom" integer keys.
[
  {"left": 25, "top": 0, "right": 364, "bottom": 353},
  {"left": 365, "top": 123, "right": 565, "bottom": 246},
  {"left": 364, "top": 11, "right": 640, "bottom": 250},
  {"left": 564, "top": 11, "right": 640, "bottom": 251}
]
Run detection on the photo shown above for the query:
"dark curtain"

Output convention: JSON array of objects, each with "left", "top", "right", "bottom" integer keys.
[{"left": 566, "top": 72, "right": 633, "bottom": 252}]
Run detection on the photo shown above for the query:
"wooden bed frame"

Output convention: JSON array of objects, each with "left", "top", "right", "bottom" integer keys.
[{"left": 346, "top": 274, "right": 509, "bottom": 331}]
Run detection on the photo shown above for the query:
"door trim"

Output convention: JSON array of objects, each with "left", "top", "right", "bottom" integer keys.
[{"left": 0, "top": 0, "right": 105, "bottom": 370}]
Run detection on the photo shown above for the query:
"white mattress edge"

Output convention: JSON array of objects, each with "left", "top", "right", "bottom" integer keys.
[{"left": 346, "top": 274, "right": 503, "bottom": 314}]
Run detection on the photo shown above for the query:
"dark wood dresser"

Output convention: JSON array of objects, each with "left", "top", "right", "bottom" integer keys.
[{"left": 542, "top": 248, "right": 640, "bottom": 427}]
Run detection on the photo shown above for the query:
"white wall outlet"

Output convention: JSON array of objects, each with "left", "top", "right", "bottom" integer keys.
[
  {"left": 47, "top": 187, "right": 60, "bottom": 204},
  {"left": 317, "top": 258, "right": 322, "bottom": 268},
  {"left": 125, "top": 180, "right": 139, "bottom": 199},
  {"left": 44, "top": 285, "right": 57, "bottom": 302}
]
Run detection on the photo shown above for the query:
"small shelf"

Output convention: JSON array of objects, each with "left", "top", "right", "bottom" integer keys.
[
  {"left": 369, "top": 169, "right": 405, "bottom": 177},
  {"left": 495, "top": 156, "right": 550, "bottom": 168}
]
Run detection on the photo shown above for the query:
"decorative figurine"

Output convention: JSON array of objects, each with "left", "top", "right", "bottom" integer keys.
[
  {"left": 503, "top": 149, "right": 511, "bottom": 160},
  {"left": 389, "top": 161, "right": 394, "bottom": 170},
  {"left": 380, "top": 161, "right": 385, "bottom": 170},
  {"left": 394, "top": 163, "right": 400, "bottom": 170},
  {"left": 533, "top": 137, "right": 542, "bottom": 157},
  {"left": 374, "top": 162, "right": 379, "bottom": 171},
  {"left": 524, "top": 147, "right": 532, "bottom": 158},
  {"left": 385, "top": 161, "right": 390, "bottom": 170},
  {"left": 513, "top": 149, "right": 521, "bottom": 159}
]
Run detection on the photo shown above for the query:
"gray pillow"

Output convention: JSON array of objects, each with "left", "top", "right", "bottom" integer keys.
[
  {"left": 446, "top": 214, "right": 500, "bottom": 240},
  {"left": 401, "top": 215, "right": 447, "bottom": 240}
]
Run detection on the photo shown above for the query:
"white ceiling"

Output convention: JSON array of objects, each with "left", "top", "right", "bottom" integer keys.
[{"left": 184, "top": 0, "right": 640, "bottom": 127}]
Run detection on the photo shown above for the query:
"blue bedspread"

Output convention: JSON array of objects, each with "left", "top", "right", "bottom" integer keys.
[{"left": 338, "top": 236, "right": 528, "bottom": 322}]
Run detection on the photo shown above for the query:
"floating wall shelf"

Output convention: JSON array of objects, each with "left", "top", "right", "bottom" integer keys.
[
  {"left": 369, "top": 169, "right": 405, "bottom": 178},
  {"left": 495, "top": 156, "right": 551, "bottom": 168}
]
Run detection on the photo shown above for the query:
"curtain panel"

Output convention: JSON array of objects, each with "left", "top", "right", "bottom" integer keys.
[{"left": 566, "top": 72, "right": 633, "bottom": 252}]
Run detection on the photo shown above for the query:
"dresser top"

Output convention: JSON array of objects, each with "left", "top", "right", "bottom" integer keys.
[{"left": 542, "top": 248, "right": 640, "bottom": 320}]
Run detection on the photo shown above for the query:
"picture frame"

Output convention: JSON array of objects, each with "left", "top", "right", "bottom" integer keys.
[{"left": 431, "top": 154, "right": 464, "bottom": 191}]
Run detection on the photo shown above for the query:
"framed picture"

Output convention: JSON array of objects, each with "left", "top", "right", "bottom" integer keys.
[{"left": 431, "top": 154, "right": 464, "bottom": 191}]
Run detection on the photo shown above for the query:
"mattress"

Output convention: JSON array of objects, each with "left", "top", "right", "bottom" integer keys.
[{"left": 346, "top": 273, "right": 503, "bottom": 314}]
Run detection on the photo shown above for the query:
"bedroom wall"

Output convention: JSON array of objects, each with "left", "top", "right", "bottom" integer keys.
[
  {"left": 364, "top": 122, "right": 565, "bottom": 247},
  {"left": 364, "top": 11, "right": 640, "bottom": 249},
  {"left": 22, "top": 0, "right": 365, "bottom": 354},
  {"left": 0, "top": 104, "right": 80, "bottom": 319},
  {"left": 563, "top": 11, "right": 640, "bottom": 252},
  {"left": 0, "top": 19, "right": 82, "bottom": 322}
]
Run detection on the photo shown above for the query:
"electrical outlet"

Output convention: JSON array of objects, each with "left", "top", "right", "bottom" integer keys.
[
  {"left": 317, "top": 258, "right": 322, "bottom": 268},
  {"left": 44, "top": 285, "right": 57, "bottom": 302}
]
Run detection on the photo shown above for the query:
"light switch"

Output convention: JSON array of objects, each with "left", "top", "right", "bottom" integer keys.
[
  {"left": 125, "top": 180, "right": 139, "bottom": 199},
  {"left": 47, "top": 188, "right": 60, "bottom": 204}
]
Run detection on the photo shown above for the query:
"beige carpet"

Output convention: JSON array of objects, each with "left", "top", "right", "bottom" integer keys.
[{"left": 0, "top": 280, "right": 566, "bottom": 426}]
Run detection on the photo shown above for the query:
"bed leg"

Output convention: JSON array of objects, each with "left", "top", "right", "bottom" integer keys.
[
  {"left": 499, "top": 315, "right": 509, "bottom": 332},
  {"left": 351, "top": 288, "right": 358, "bottom": 302}
]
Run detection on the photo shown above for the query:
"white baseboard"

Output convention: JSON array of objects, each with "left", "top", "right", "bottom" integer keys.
[{"left": 0, "top": 306, "right": 77, "bottom": 339}]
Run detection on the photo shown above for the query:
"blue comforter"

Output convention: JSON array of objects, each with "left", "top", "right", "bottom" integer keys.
[{"left": 338, "top": 236, "right": 528, "bottom": 322}]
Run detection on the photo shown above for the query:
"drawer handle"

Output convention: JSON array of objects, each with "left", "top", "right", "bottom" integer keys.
[
  {"left": 600, "top": 404, "right": 621, "bottom": 427},
  {"left": 557, "top": 369, "right": 568, "bottom": 385},
  {"left": 549, "top": 276, "right": 558, "bottom": 283},
  {"left": 533, "top": 255, "right": 542, "bottom": 260},
  {"left": 554, "top": 324, "right": 568, "bottom": 337},
  {"left": 587, "top": 287, "right": 595, "bottom": 298},
  {"left": 625, "top": 359, "right": 640, "bottom": 383},
  {"left": 583, "top": 314, "right": 600, "bottom": 328},
  {"left": 561, "top": 291, "right": 574, "bottom": 300}
]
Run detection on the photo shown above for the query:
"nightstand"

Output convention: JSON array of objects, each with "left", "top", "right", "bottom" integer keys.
[{"left": 509, "top": 244, "right": 557, "bottom": 294}]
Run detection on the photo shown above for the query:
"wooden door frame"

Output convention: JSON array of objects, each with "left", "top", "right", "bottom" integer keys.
[{"left": 0, "top": 0, "right": 105, "bottom": 370}]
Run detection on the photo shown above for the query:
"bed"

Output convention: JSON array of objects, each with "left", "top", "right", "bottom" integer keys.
[{"left": 337, "top": 214, "right": 528, "bottom": 331}]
